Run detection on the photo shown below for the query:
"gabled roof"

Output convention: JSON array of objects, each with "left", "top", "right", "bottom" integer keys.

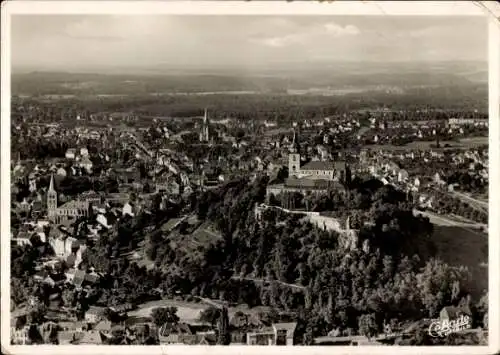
[
  {"left": 57, "top": 330, "right": 78, "bottom": 344},
  {"left": 198, "top": 334, "right": 217, "bottom": 345},
  {"left": 94, "top": 320, "right": 112, "bottom": 332},
  {"left": 34, "top": 270, "right": 50, "bottom": 279},
  {"left": 300, "top": 161, "right": 336, "bottom": 171},
  {"left": 86, "top": 306, "right": 106, "bottom": 316},
  {"left": 73, "top": 270, "right": 86, "bottom": 287},
  {"left": 78, "top": 330, "right": 103, "bottom": 344},
  {"left": 159, "top": 322, "right": 193, "bottom": 337},
  {"left": 84, "top": 273, "right": 100, "bottom": 284},
  {"left": 441, "top": 305, "right": 472, "bottom": 318},
  {"left": 80, "top": 157, "right": 93, "bottom": 165},
  {"left": 66, "top": 254, "right": 77, "bottom": 268}
]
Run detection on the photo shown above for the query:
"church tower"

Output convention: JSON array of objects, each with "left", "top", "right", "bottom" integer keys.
[
  {"left": 288, "top": 128, "right": 301, "bottom": 177},
  {"left": 47, "top": 174, "right": 58, "bottom": 220},
  {"left": 200, "top": 108, "right": 210, "bottom": 142}
]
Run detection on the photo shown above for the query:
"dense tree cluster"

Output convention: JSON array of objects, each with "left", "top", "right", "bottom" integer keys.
[
  {"left": 11, "top": 137, "right": 69, "bottom": 161},
  {"left": 12, "top": 171, "right": 487, "bottom": 345}
]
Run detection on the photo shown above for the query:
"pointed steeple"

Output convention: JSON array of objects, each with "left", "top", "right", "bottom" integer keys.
[
  {"left": 290, "top": 127, "right": 299, "bottom": 153},
  {"left": 49, "top": 174, "right": 55, "bottom": 192}
]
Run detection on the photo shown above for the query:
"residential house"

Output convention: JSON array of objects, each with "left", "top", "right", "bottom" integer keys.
[
  {"left": 79, "top": 157, "right": 93, "bottom": 173},
  {"left": 273, "top": 322, "right": 297, "bottom": 345},
  {"left": 80, "top": 147, "right": 89, "bottom": 157},
  {"left": 56, "top": 167, "right": 67, "bottom": 177},
  {"left": 71, "top": 269, "right": 100, "bottom": 289},
  {"left": 246, "top": 329, "right": 275, "bottom": 345},
  {"left": 94, "top": 320, "right": 112, "bottom": 335},
  {"left": 397, "top": 169, "right": 409, "bottom": 182},
  {"left": 10, "top": 320, "right": 30, "bottom": 345},
  {"left": 50, "top": 236, "right": 79, "bottom": 259},
  {"left": 439, "top": 306, "right": 472, "bottom": 323},
  {"left": 59, "top": 321, "right": 85, "bottom": 332},
  {"left": 66, "top": 253, "right": 77, "bottom": 268},
  {"left": 96, "top": 213, "right": 112, "bottom": 229},
  {"left": 122, "top": 202, "right": 135, "bottom": 217},
  {"left": 158, "top": 322, "right": 196, "bottom": 344},
  {"left": 18, "top": 198, "right": 31, "bottom": 213},
  {"left": 246, "top": 322, "right": 297, "bottom": 346},
  {"left": 48, "top": 292, "right": 63, "bottom": 310},
  {"left": 109, "top": 303, "right": 134, "bottom": 316},
  {"left": 43, "top": 273, "right": 66, "bottom": 288},
  {"left": 57, "top": 331, "right": 84, "bottom": 345},
  {"left": 12, "top": 231, "right": 32, "bottom": 247},
  {"left": 34, "top": 270, "right": 50, "bottom": 283},
  {"left": 65, "top": 268, "right": 78, "bottom": 283},
  {"left": 10, "top": 308, "right": 30, "bottom": 344},
  {"left": 160, "top": 333, "right": 216, "bottom": 345},
  {"left": 65, "top": 149, "right": 77, "bottom": 160},
  {"left": 76, "top": 330, "right": 104, "bottom": 345},
  {"left": 84, "top": 272, "right": 100, "bottom": 286},
  {"left": 85, "top": 306, "right": 106, "bottom": 324}
]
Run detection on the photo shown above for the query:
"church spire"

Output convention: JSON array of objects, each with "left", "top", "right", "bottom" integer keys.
[
  {"left": 49, "top": 174, "right": 55, "bottom": 192},
  {"left": 204, "top": 108, "right": 208, "bottom": 125},
  {"left": 290, "top": 127, "right": 299, "bottom": 153}
]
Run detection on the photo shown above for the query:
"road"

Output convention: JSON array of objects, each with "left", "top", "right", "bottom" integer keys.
[
  {"left": 231, "top": 275, "right": 306, "bottom": 290},
  {"left": 451, "top": 191, "right": 488, "bottom": 212},
  {"left": 413, "top": 210, "right": 487, "bottom": 239},
  {"left": 413, "top": 209, "right": 485, "bottom": 228},
  {"left": 125, "top": 132, "right": 154, "bottom": 158}
]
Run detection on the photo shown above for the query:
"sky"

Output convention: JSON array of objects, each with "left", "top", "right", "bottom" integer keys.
[{"left": 11, "top": 15, "right": 488, "bottom": 73}]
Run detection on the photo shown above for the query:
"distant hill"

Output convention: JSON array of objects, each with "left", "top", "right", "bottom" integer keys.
[{"left": 11, "top": 61, "right": 487, "bottom": 96}]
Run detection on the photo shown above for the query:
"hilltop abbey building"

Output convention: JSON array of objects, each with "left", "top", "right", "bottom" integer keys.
[{"left": 267, "top": 129, "right": 351, "bottom": 205}]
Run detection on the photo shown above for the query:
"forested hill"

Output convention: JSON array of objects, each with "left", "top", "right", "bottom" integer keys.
[{"left": 65, "top": 175, "right": 488, "bottom": 343}]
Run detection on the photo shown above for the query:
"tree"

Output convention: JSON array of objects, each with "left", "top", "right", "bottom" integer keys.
[
  {"left": 199, "top": 306, "right": 221, "bottom": 327},
  {"left": 27, "top": 302, "right": 47, "bottom": 325},
  {"left": 27, "top": 324, "right": 44, "bottom": 344},
  {"left": 151, "top": 307, "right": 179, "bottom": 327},
  {"left": 217, "top": 307, "right": 231, "bottom": 345},
  {"left": 62, "top": 288, "right": 76, "bottom": 308},
  {"left": 303, "top": 323, "right": 314, "bottom": 345},
  {"left": 358, "top": 313, "right": 379, "bottom": 339}
]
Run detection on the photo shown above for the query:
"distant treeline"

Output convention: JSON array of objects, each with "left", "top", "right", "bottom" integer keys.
[
  {"left": 12, "top": 87, "right": 487, "bottom": 124},
  {"left": 12, "top": 71, "right": 486, "bottom": 97}
]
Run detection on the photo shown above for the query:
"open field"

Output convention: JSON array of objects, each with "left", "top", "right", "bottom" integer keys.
[
  {"left": 129, "top": 298, "right": 274, "bottom": 324},
  {"left": 363, "top": 136, "right": 487, "bottom": 151},
  {"left": 432, "top": 224, "right": 488, "bottom": 300},
  {"left": 412, "top": 209, "right": 488, "bottom": 299},
  {"left": 128, "top": 299, "right": 207, "bottom": 322}
]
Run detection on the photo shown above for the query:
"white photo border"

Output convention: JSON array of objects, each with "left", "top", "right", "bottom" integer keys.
[{"left": 1, "top": 1, "right": 499, "bottom": 355}]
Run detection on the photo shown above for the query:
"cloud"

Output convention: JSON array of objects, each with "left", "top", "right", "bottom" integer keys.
[
  {"left": 255, "top": 34, "right": 303, "bottom": 47},
  {"left": 324, "top": 23, "right": 360, "bottom": 36},
  {"left": 252, "top": 21, "right": 360, "bottom": 48}
]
